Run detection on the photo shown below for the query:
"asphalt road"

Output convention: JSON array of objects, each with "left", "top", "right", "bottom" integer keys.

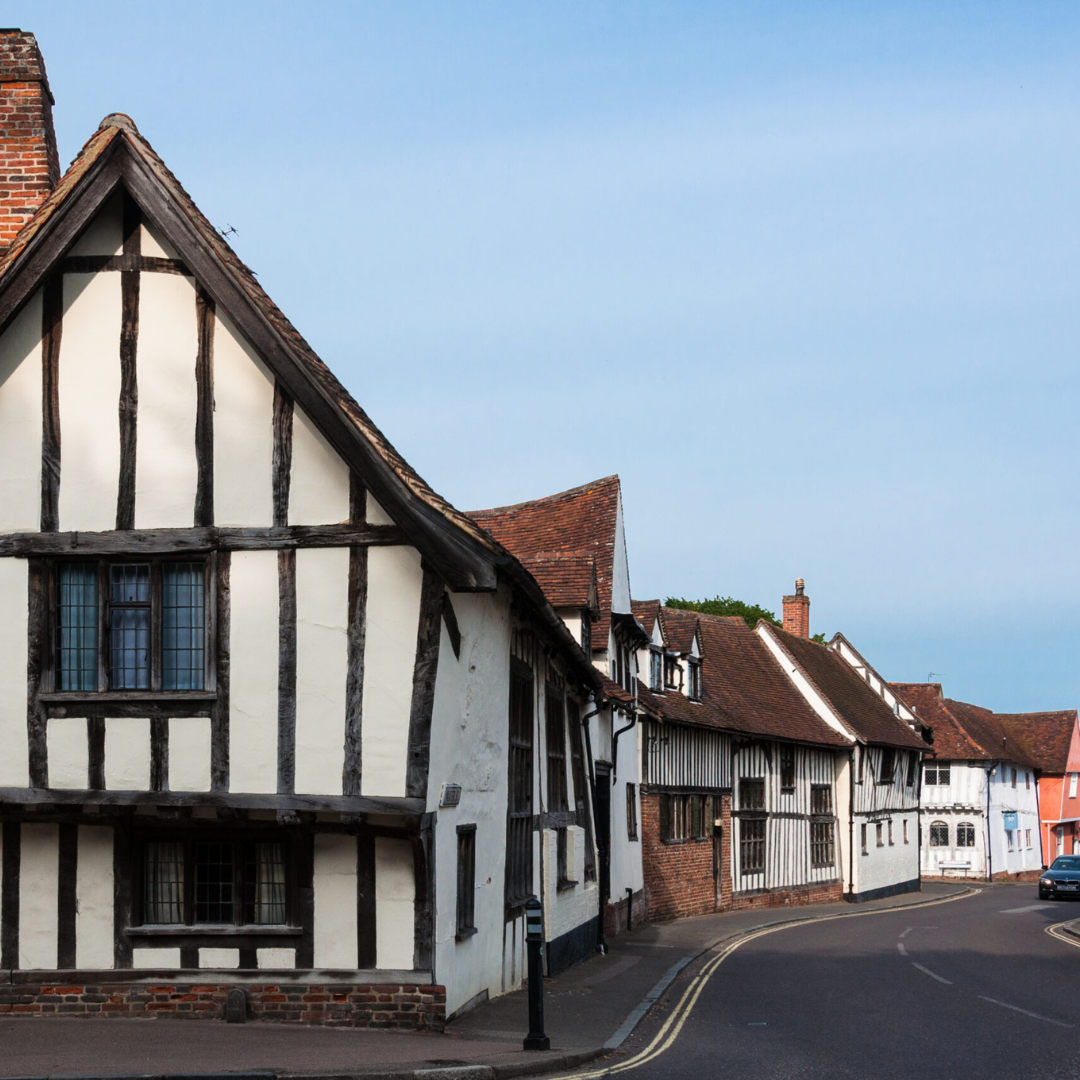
[{"left": 593, "top": 885, "right": 1080, "bottom": 1080}]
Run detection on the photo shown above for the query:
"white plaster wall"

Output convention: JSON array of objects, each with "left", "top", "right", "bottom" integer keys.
[
  {"left": 609, "top": 712, "right": 644, "bottom": 901},
  {"left": 68, "top": 190, "right": 122, "bottom": 256},
  {"left": 0, "top": 560, "right": 28, "bottom": 786},
  {"left": 213, "top": 311, "right": 273, "bottom": 527},
  {"left": 229, "top": 550, "right": 279, "bottom": 794},
  {"left": 0, "top": 288, "right": 42, "bottom": 532},
  {"left": 361, "top": 545, "right": 422, "bottom": 798},
  {"left": 20, "top": 824, "right": 58, "bottom": 969},
  {"left": 58, "top": 273, "right": 122, "bottom": 532},
  {"left": 988, "top": 765, "right": 1042, "bottom": 875},
  {"left": 133, "top": 948, "right": 181, "bottom": 969},
  {"left": 376, "top": 836, "right": 415, "bottom": 970},
  {"left": 366, "top": 495, "right": 394, "bottom": 526},
  {"left": 295, "top": 547, "right": 348, "bottom": 795},
  {"left": 542, "top": 827, "right": 599, "bottom": 943},
  {"left": 104, "top": 718, "right": 151, "bottom": 790},
  {"left": 48, "top": 717, "right": 88, "bottom": 789},
  {"left": 141, "top": 218, "right": 180, "bottom": 260},
  {"left": 288, "top": 406, "right": 350, "bottom": 525},
  {"left": 835, "top": 754, "right": 852, "bottom": 892},
  {"left": 76, "top": 825, "right": 114, "bottom": 969},
  {"left": 134, "top": 272, "right": 198, "bottom": 528},
  {"left": 168, "top": 717, "right": 211, "bottom": 792},
  {"left": 427, "top": 588, "right": 512, "bottom": 1014},
  {"left": 313, "top": 833, "right": 357, "bottom": 968},
  {"left": 854, "top": 810, "right": 920, "bottom": 896},
  {"left": 257, "top": 947, "right": 296, "bottom": 968},
  {"left": 200, "top": 948, "right": 240, "bottom": 968}
]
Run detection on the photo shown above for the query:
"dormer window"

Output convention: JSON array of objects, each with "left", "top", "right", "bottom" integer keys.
[
  {"left": 688, "top": 658, "right": 702, "bottom": 701},
  {"left": 580, "top": 614, "right": 591, "bottom": 655},
  {"left": 664, "top": 655, "right": 679, "bottom": 691},
  {"left": 649, "top": 647, "right": 662, "bottom": 691}
]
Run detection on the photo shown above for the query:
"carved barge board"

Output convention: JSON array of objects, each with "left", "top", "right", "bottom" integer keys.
[
  {"left": 277, "top": 548, "right": 297, "bottom": 795},
  {"left": 0, "top": 523, "right": 407, "bottom": 557},
  {"left": 194, "top": 284, "right": 215, "bottom": 527},
  {"left": 405, "top": 569, "right": 444, "bottom": 801},
  {"left": 116, "top": 193, "right": 140, "bottom": 532},
  {"left": 40, "top": 273, "right": 62, "bottom": 532}
]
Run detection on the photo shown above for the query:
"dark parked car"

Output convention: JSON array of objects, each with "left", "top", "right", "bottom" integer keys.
[{"left": 1039, "top": 856, "right": 1080, "bottom": 900}]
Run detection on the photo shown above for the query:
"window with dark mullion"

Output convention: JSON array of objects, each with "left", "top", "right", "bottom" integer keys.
[
  {"left": 57, "top": 564, "right": 99, "bottom": 690},
  {"left": 163, "top": 563, "right": 205, "bottom": 690},
  {"left": 110, "top": 564, "right": 151, "bottom": 689},
  {"left": 456, "top": 825, "right": 477, "bottom": 939}
]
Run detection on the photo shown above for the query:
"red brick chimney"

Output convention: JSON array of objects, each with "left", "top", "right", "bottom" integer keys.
[
  {"left": 0, "top": 30, "right": 59, "bottom": 254},
  {"left": 782, "top": 578, "right": 810, "bottom": 638}
]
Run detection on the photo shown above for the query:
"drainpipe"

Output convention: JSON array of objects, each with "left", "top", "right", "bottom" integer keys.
[
  {"left": 847, "top": 747, "right": 856, "bottom": 900},
  {"left": 612, "top": 708, "right": 637, "bottom": 781},
  {"left": 985, "top": 762, "right": 996, "bottom": 881}
]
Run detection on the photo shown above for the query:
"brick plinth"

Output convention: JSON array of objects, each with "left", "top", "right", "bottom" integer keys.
[
  {"left": 604, "top": 888, "right": 648, "bottom": 936},
  {"left": 0, "top": 982, "right": 446, "bottom": 1029}
]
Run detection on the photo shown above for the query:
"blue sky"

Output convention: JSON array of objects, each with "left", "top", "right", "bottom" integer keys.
[{"left": 11, "top": 2, "right": 1080, "bottom": 710}]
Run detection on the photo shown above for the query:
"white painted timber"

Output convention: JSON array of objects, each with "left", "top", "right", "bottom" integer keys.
[
  {"left": 295, "top": 547, "right": 349, "bottom": 795},
  {"left": 76, "top": 826, "right": 114, "bottom": 969},
  {"left": 58, "top": 272, "right": 122, "bottom": 532},
  {"left": 0, "top": 560, "right": 28, "bottom": 786},
  {"left": 47, "top": 718, "right": 89, "bottom": 790},
  {"left": 213, "top": 310, "right": 274, "bottom": 527},
  {"left": 133, "top": 948, "right": 181, "bottom": 969},
  {"left": 104, "top": 718, "right": 151, "bottom": 790},
  {"left": 0, "top": 288, "right": 42, "bottom": 532},
  {"left": 361, "top": 545, "right": 423, "bottom": 798},
  {"left": 257, "top": 947, "right": 296, "bottom": 969},
  {"left": 288, "top": 406, "right": 350, "bottom": 525},
  {"left": 168, "top": 717, "right": 212, "bottom": 792},
  {"left": 313, "top": 833, "right": 357, "bottom": 969},
  {"left": 68, "top": 190, "right": 122, "bottom": 256},
  {"left": 134, "top": 273, "right": 199, "bottom": 528},
  {"left": 366, "top": 495, "right": 394, "bottom": 526},
  {"left": 20, "top": 824, "right": 59, "bottom": 969},
  {"left": 376, "top": 836, "right": 415, "bottom": 970},
  {"left": 229, "top": 550, "right": 279, "bottom": 794},
  {"left": 199, "top": 948, "right": 240, "bottom": 968}
]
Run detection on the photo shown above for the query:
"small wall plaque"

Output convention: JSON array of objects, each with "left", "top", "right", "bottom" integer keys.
[{"left": 440, "top": 783, "right": 462, "bottom": 808}]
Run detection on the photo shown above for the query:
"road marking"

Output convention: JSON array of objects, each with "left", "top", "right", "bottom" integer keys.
[
  {"left": 563, "top": 888, "right": 980, "bottom": 1079},
  {"left": 1001, "top": 904, "right": 1047, "bottom": 913},
  {"left": 897, "top": 942, "right": 907, "bottom": 956},
  {"left": 978, "top": 995, "right": 1072, "bottom": 1028},
  {"left": 898, "top": 927, "right": 912, "bottom": 939},
  {"left": 602, "top": 956, "right": 693, "bottom": 1049},
  {"left": 911, "top": 962, "right": 951, "bottom": 984},
  {"left": 1045, "top": 921, "right": 1080, "bottom": 950}
]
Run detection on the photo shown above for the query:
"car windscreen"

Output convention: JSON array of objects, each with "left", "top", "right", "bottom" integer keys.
[{"left": 1050, "top": 857, "right": 1080, "bottom": 871}]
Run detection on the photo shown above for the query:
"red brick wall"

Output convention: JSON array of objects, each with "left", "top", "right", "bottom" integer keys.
[
  {"left": 0, "top": 30, "right": 60, "bottom": 252},
  {"left": 0, "top": 982, "right": 446, "bottom": 1030},
  {"left": 604, "top": 888, "right": 648, "bottom": 936}
]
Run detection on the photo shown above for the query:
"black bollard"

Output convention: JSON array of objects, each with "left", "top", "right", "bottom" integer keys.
[{"left": 523, "top": 897, "right": 550, "bottom": 1051}]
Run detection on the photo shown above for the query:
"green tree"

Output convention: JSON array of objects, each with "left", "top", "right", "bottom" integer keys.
[{"left": 665, "top": 595, "right": 826, "bottom": 643}]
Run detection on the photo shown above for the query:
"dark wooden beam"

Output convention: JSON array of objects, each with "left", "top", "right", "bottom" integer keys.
[
  {"left": 26, "top": 560, "right": 47, "bottom": 788},
  {"left": 150, "top": 717, "right": 168, "bottom": 792},
  {"left": 194, "top": 284, "right": 215, "bottom": 528},
  {"left": 277, "top": 548, "right": 296, "bottom": 795},
  {"left": 412, "top": 813, "right": 435, "bottom": 973},
  {"left": 61, "top": 255, "right": 189, "bottom": 276},
  {"left": 88, "top": 717, "right": 105, "bottom": 790},
  {"left": 116, "top": 192, "right": 141, "bottom": 532},
  {"left": 212, "top": 552, "right": 230, "bottom": 793},
  {"left": 0, "top": 523, "right": 407, "bottom": 557},
  {"left": 356, "top": 834, "right": 376, "bottom": 969},
  {"left": 405, "top": 569, "right": 444, "bottom": 801},
  {"left": 113, "top": 811, "right": 133, "bottom": 968},
  {"left": 40, "top": 273, "right": 62, "bottom": 532},
  {"left": 441, "top": 593, "right": 461, "bottom": 661},
  {"left": 1, "top": 820, "right": 19, "bottom": 968},
  {"left": 57, "top": 823, "right": 78, "bottom": 968},
  {"left": 272, "top": 381, "right": 293, "bottom": 529},
  {"left": 343, "top": 543, "right": 367, "bottom": 798}
]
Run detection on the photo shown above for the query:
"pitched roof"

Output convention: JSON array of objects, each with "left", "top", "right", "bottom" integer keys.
[
  {"left": 468, "top": 476, "right": 621, "bottom": 650},
  {"left": 0, "top": 114, "right": 501, "bottom": 590},
  {"left": 519, "top": 553, "right": 598, "bottom": 613},
  {"left": 771, "top": 629, "right": 926, "bottom": 750},
  {"left": 658, "top": 607, "right": 699, "bottom": 654},
  {"left": 636, "top": 608, "right": 849, "bottom": 747},
  {"left": 631, "top": 599, "right": 660, "bottom": 638},
  {"left": 891, "top": 683, "right": 1060, "bottom": 771}
]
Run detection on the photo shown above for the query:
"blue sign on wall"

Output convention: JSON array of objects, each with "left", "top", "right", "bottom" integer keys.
[{"left": 1003, "top": 811, "right": 1019, "bottom": 831}]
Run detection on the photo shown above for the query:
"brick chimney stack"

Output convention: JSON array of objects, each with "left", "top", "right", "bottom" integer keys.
[
  {"left": 0, "top": 30, "right": 59, "bottom": 253},
  {"left": 782, "top": 578, "right": 810, "bottom": 639}
]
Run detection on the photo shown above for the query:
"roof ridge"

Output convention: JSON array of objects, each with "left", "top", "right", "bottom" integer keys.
[{"left": 468, "top": 475, "right": 620, "bottom": 516}]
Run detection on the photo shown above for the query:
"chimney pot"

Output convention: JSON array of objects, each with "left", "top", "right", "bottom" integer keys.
[{"left": 782, "top": 578, "right": 811, "bottom": 639}]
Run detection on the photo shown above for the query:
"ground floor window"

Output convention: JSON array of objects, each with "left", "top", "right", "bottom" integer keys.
[
  {"left": 626, "top": 783, "right": 639, "bottom": 841},
  {"left": 810, "top": 820, "right": 834, "bottom": 868},
  {"left": 457, "top": 824, "right": 477, "bottom": 939},
  {"left": 875, "top": 823, "right": 884, "bottom": 847},
  {"left": 956, "top": 822, "right": 975, "bottom": 847},
  {"left": 929, "top": 821, "right": 949, "bottom": 847},
  {"left": 740, "top": 817, "right": 766, "bottom": 872},
  {"left": 660, "top": 793, "right": 709, "bottom": 841},
  {"left": 1006, "top": 830, "right": 1015, "bottom": 851},
  {"left": 861, "top": 823, "right": 868, "bottom": 855}
]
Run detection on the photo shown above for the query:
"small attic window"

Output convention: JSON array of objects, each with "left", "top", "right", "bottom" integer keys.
[
  {"left": 580, "top": 614, "right": 591, "bottom": 654},
  {"left": 688, "top": 658, "right": 702, "bottom": 701},
  {"left": 664, "top": 655, "right": 680, "bottom": 692}
]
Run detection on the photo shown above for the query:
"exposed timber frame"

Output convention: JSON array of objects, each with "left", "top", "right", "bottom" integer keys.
[
  {"left": 405, "top": 568, "right": 444, "bottom": 801},
  {"left": 40, "top": 272, "right": 62, "bottom": 531},
  {"left": 116, "top": 191, "right": 140, "bottom": 531}
]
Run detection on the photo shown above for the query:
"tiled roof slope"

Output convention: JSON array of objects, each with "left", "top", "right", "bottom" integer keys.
[
  {"left": 0, "top": 115, "right": 500, "bottom": 563},
  {"left": 996, "top": 711, "right": 1078, "bottom": 775},
  {"left": 468, "top": 477, "right": 621, "bottom": 650},
  {"left": 659, "top": 607, "right": 699, "bottom": 654},
  {"left": 638, "top": 609, "right": 849, "bottom": 747},
  {"left": 774, "top": 630, "right": 925, "bottom": 750},
  {"left": 631, "top": 600, "right": 659, "bottom": 638},
  {"left": 520, "top": 553, "right": 598, "bottom": 612}
]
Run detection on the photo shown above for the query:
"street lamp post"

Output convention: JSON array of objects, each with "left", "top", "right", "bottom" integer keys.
[{"left": 523, "top": 897, "right": 550, "bottom": 1051}]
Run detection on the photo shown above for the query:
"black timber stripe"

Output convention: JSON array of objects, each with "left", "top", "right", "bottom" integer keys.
[
  {"left": 343, "top": 543, "right": 367, "bottom": 798},
  {"left": 277, "top": 548, "right": 296, "bottom": 795},
  {"left": 441, "top": 594, "right": 461, "bottom": 661},
  {"left": 294, "top": 830, "right": 314, "bottom": 969},
  {"left": 113, "top": 812, "right": 133, "bottom": 968},
  {"left": 212, "top": 552, "right": 230, "bottom": 793},
  {"left": 150, "top": 717, "right": 169, "bottom": 792},
  {"left": 57, "top": 823, "right": 78, "bottom": 968},
  {"left": 116, "top": 192, "right": 141, "bottom": 532},
  {"left": 357, "top": 834, "right": 376, "bottom": 969},
  {"left": 349, "top": 471, "right": 366, "bottom": 527},
  {"left": 40, "top": 273, "right": 62, "bottom": 532},
  {"left": 412, "top": 814, "right": 435, "bottom": 972},
  {"left": 26, "top": 559, "right": 47, "bottom": 788},
  {"left": 194, "top": 284, "right": 215, "bottom": 527},
  {"left": 405, "top": 568, "right": 444, "bottom": 801},
  {"left": 272, "top": 381, "right": 293, "bottom": 529},
  {"left": 62, "top": 255, "right": 190, "bottom": 275},
  {"left": 88, "top": 717, "right": 106, "bottom": 790},
  {"left": 1, "top": 821, "right": 20, "bottom": 968}
]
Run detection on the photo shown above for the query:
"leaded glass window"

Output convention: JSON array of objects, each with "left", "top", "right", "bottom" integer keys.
[
  {"left": 956, "top": 822, "right": 976, "bottom": 848},
  {"left": 740, "top": 817, "right": 766, "bottom": 872},
  {"left": 144, "top": 841, "right": 184, "bottom": 924},
  {"left": 929, "top": 821, "right": 949, "bottom": 847},
  {"left": 245, "top": 842, "right": 287, "bottom": 924},
  {"left": 57, "top": 564, "right": 98, "bottom": 690},
  {"left": 163, "top": 562, "right": 204, "bottom": 690},
  {"left": 109, "top": 564, "right": 150, "bottom": 689},
  {"left": 195, "top": 841, "right": 234, "bottom": 923}
]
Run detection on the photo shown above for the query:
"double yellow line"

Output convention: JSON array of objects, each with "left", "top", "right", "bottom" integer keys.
[
  {"left": 1045, "top": 919, "right": 1080, "bottom": 950},
  {"left": 565, "top": 889, "right": 979, "bottom": 1079}
]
